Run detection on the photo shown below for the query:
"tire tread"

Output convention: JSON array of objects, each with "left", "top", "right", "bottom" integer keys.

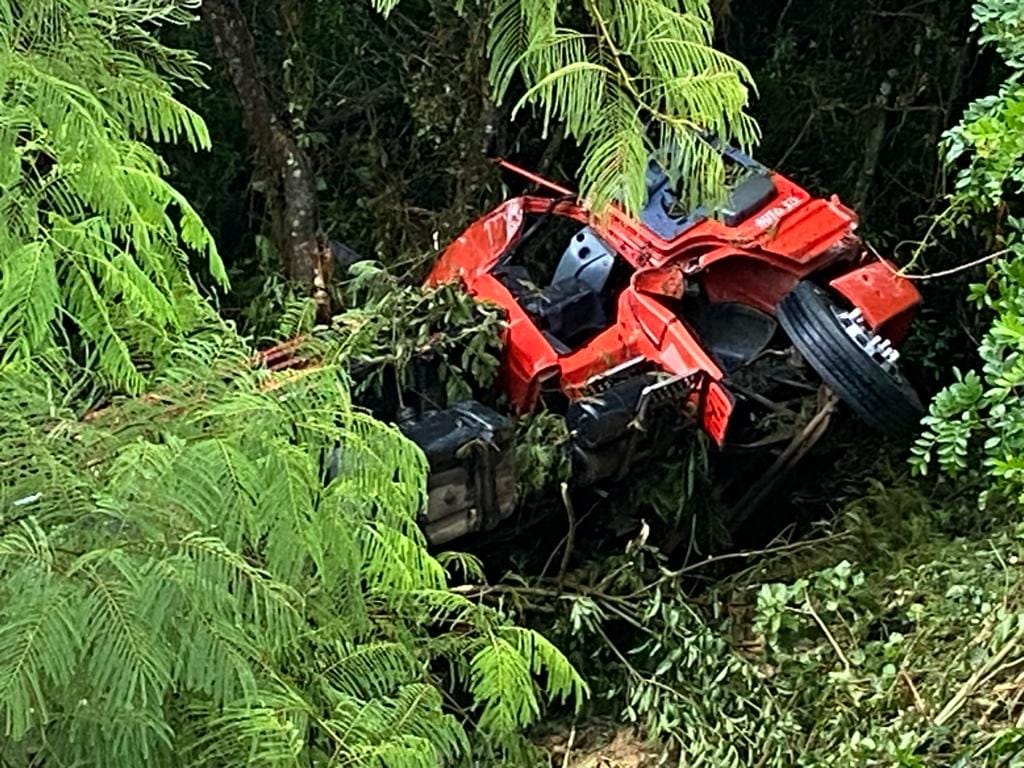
[{"left": 776, "top": 282, "right": 923, "bottom": 433}]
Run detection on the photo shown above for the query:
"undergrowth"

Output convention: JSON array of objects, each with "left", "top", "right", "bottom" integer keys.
[{"left": 477, "top": 472, "right": 1024, "bottom": 767}]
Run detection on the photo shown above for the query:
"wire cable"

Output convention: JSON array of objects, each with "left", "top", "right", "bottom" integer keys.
[{"left": 866, "top": 241, "right": 1011, "bottom": 281}]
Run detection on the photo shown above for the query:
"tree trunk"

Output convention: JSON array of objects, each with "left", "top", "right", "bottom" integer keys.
[
  {"left": 853, "top": 74, "right": 895, "bottom": 213},
  {"left": 199, "top": 0, "right": 330, "bottom": 314}
]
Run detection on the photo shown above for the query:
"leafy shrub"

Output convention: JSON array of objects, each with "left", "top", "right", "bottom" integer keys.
[
  {"left": 914, "top": 0, "right": 1024, "bottom": 509},
  {"left": 0, "top": 338, "right": 586, "bottom": 765},
  {"left": 0, "top": 3, "right": 584, "bottom": 763}
]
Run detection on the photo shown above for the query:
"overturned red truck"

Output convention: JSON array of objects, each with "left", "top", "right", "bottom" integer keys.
[{"left": 316, "top": 147, "right": 924, "bottom": 544}]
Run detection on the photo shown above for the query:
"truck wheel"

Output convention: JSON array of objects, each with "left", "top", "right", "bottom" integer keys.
[{"left": 776, "top": 281, "right": 924, "bottom": 434}]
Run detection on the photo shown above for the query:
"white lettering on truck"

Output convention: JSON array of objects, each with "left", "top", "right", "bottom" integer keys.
[{"left": 753, "top": 195, "right": 802, "bottom": 230}]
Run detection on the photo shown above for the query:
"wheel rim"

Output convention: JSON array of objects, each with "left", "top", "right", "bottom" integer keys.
[{"left": 828, "top": 304, "right": 903, "bottom": 381}]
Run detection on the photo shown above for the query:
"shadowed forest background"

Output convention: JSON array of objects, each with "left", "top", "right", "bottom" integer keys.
[{"left": 3, "top": 0, "right": 1024, "bottom": 765}]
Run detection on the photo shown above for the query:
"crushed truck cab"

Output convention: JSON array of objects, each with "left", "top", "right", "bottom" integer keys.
[
  {"left": 264, "top": 148, "right": 923, "bottom": 544},
  {"left": 410, "top": 148, "right": 922, "bottom": 543}
]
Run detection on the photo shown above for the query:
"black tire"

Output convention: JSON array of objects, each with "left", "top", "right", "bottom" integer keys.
[{"left": 776, "top": 281, "right": 924, "bottom": 433}]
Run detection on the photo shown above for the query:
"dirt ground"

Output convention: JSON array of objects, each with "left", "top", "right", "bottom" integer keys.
[{"left": 541, "top": 722, "right": 663, "bottom": 767}]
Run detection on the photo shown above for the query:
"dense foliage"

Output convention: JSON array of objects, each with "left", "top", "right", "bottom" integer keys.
[
  {"left": 914, "top": 0, "right": 1024, "bottom": 509},
  {"left": 526, "top": 481, "right": 1024, "bottom": 766},
  {"left": 4, "top": 0, "right": 1024, "bottom": 765},
  {"left": 371, "top": 0, "right": 758, "bottom": 214},
  {"left": 0, "top": 2, "right": 584, "bottom": 764},
  {"left": 0, "top": 0, "right": 225, "bottom": 390},
  {"left": 506, "top": 3, "right": 1024, "bottom": 764},
  {"left": 0, "top": 344, "right": 585, "bottom": 765}
]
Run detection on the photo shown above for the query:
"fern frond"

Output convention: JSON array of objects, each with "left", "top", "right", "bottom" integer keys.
[
  {"left": 0, "top": 290, "right": 586, "bottom": 763},
  {"left": 485, "top": 0, "right": 759, "bottom": 213},
  {"left": 487, "top": 0, "right": 532, "bottom": 100},
  {"left": 0, "top": 574, "right": 83, "bottom": 740},
  {"left": 62, "top": 700, "right": 176, "bottom": 768},
  {"left": 187, "top": 684, "right": 311, "bottom": 767},
  {"left": 358, "top": 522, "right": 448, "bottom": 593},
  {"left": 70, "top": 552, "right": 174, "bottom": 709},
  {"left": 255, "top": 446, "right": 325, "bottom": 584},
  {"left": 317, "top": 641, "right": 421, "bottom": 698},
  {"left": 324, "top": 684, "right": 468, "bottom": 766},
  {"left": 0, "top": 0, "right": 226, "bottom": 390},
  {"left": 395, "top": 588, "right": 488, "bottom": 629},
  {"left": 578, "top": 91, "right": 650, "bottom": 213},
  {"left": 469, "top": 637, "right": 541, "bottom": 736},
  {"left": 273, "top": 297, "right": 319, "bottom": 339},
  {"left": 0, "top": 518, "right": 57, "bottom": 577},
  {"left": 0, "top": 243, "right": 59, "bottom": 360},
  {"left": 463, "top": 627, "right": 587, "bottom": 747},
  {"left": 169, "top": 534, "right": 303, "bottom": 653},
  {"left": 499, "top": 625, "right": 590, "bottom": 707},
  {"left": 171, "top": 609, "right": 260, "bottom": 706},
  {"left": 436, "top": 550, "right": 487, "bottom": 583}
]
